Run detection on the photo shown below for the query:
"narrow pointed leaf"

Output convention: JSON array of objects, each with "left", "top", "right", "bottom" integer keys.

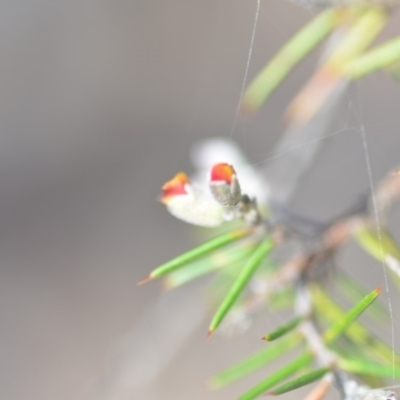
[
  {"left": 238, "top": 352, "right": 313, "bottom": 400},
  {"left": 208, "top": 237, "right": 274, "bottom": 334},
  {"left": 321, "top": 7, "right": 387, "bottom": 69},
  {"left": 241, "top": 8, "right": 340, "bottom": 115},
  {"left": 263, "top": 317, "right": 303, "bottom": 341},
  {"left": 323, "top": 287, "right": 381, "bottom": 343},
  {"left": 338, "top": 358, "right": 400, "bottom": 379},
  {"left": 354, "top": 226, "right": 400, "bottom": 263},
  {"left": 269, "top": 367, "right": 330, "bottom": 395},
  {"left": 354, "top": 226, "right": 400, "bottom": 288},
  {"left": 344, "top": 35, "right": 400, "bottom": 79},
  {"left": 164, "top": 241, "right": 256, "bottom": 289},
  {"left": 163, "top": 257, "right": 226, "bottom": 289},
  {"left": 205, "top": 252, "right": 276, "bottom": 309},
  {"left": 311, "top": 286, "right": 400, "bottom": 366},
  {"left": 336, "top": 270, "right": 388, "bottom": 321},
  {"left": 138, "top": 228, "right": 251, "bottom": 283},
  {"left": 286, "top": 6, "right": 387, "bottom": 125},
  {"left": 205, "top": 263, "right": 249, "bottom": 308},
  {"left": 208, "top": 333, "right": 302, "bottom": 390}
]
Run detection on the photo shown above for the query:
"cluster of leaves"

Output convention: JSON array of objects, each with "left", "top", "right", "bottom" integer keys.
[
  {"left": 140, "top": 214, "right": 400, "bottom": 398},
  {"left": 140, "top": 1, "right": 400, "bottom": 399},
  {"left": 242, "top": 2, "right": 400, "bottom": 126}
]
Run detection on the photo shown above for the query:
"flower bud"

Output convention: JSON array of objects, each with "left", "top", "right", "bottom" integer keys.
[
  {"left": 160, "top": 172, "right": 190, "bottom": 205},
  {"left": 160, "top": 172, "right": 225, "bottom": 227},
  {"left": 209, "top": 163, "right": 241, "bottom": 206}
]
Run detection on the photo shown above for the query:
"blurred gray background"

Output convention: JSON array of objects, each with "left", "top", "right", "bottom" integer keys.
[{"left": 1, "top": 1, "right": 400, "bottom": 400}]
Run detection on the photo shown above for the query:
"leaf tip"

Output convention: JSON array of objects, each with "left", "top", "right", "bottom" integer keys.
[
  {"left": 375, "top": 286, "right": 383, "bottom": 294},
  {"left": 207, "top": 329, "right": 215, "bottom": 340},
  {"left": 239, "top": 104, "right": 257, "bottom": 119},
  {"left": 137, "top": 275, "right": 153, "bottom": 286},
  {"left": 205, "top": 378, "right": 218, "bottom": 391}
]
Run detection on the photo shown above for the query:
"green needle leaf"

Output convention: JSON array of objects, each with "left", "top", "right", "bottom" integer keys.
[
  {"left": 208, "top": 334, "right": 302, "bottom": 390},
  {"left": 137, "top": 227, "right": 251, "bottom": 284},
  {"left": 354, "top": 226, "right": 400, "bottom": 263},
  {"left": 322, "top": 7, "right": 387, "bottom": 70},
  {"left": 208, "top": 237, "right": 274, "bottom": 336},
  {"left": 241, "top": 8, "right": 340, "bottom": 115},
  {"left": 262, "top": 317, "right": 303, "bottom": 341},
  {"left": 164, "top": 241, "right": 256, "bottom": 289},
  {"left": 338, "top": 358, "right": 400, "bottom": 379},
  {"left": 238, "top": 352, "right": 313, "bottom": 400},
  {"left": 323, "top": 287, "right": 381, "bottom": 344},
  {"left": 311, "top": 286, "right": 400, "bottom": 367},
  {"left": 353, "top": 226, "right": 400, "bottom": 288},
  {"left": 336, "top": 270, "right": 388, "bottom": 321},
  {"left": 344, "top": 35, "right": 400, "bottom": 79},
  {"left": 269, "top": 367, "right": 330, "bottom": 395}
]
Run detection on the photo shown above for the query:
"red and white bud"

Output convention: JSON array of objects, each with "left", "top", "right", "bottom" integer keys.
[
  {"left": 209, "top": 163, "right": 241, "bottom": 206},
  {"left": 160, "top": 172, "right": 190, "bottom": 205},
  {"left": 160, "top": 172, "right": 225, "bottom": 227}
]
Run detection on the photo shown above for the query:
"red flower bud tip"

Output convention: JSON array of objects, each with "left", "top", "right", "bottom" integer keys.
[
  {"left": 160, "top": 172, "right": 190, "bottom": 204},
  {"left": 210, "top": 163, "right": 236, "bottom": 184}
]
